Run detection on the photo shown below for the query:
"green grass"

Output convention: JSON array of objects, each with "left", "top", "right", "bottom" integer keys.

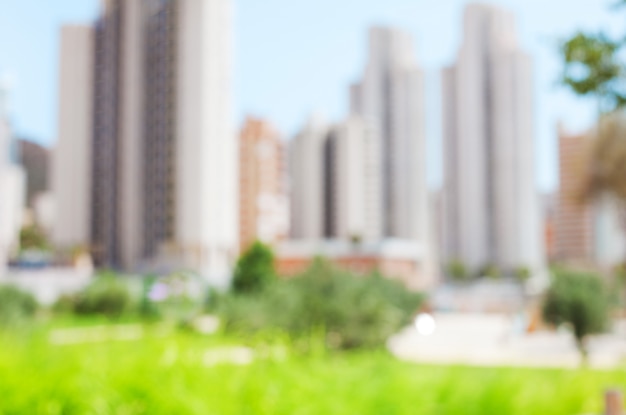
[{"left": 0, "top": 321, "right": 624, "bottom": 414}]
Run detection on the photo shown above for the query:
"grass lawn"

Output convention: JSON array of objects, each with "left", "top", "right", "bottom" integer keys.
[{"left": 0, "top": 320, "right": 624, "bottom": 414}]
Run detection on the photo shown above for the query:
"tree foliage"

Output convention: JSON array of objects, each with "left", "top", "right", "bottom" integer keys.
[
  {"left": 0, "top": 285, "right": 37, "bottom": 327},
  {"left": 232, "top": 241, "right": 276, "bottom": 294},
  {"left": 560, "top": 5, "right": 626, "bottom": 262},
  {"left": 19, "top": 224, "right": 50, "bottom": 252},
  {"left": 542, "top": 271, "right": 610, "bottom": 361},
  {"left": 70, "top": 274, "right": 132, "bottom": 319},
  {"left": 218, "top": 259, "right": 424, "bottom": 350},
  {"left": 446, "top": 260, "right": 469, "bottom": 282}
]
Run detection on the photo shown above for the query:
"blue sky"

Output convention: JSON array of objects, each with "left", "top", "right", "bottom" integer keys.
[{"left": 0, "top": 0, "right": 623, "bottom": 191}]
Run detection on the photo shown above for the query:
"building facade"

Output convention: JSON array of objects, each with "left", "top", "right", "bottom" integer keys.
[
  {"left": 324, "top": 116, "right": 382, "bottom": 241},
  {"left": 442, "top": 4, "right": 543, "bottom": 275},
  {"left": 288, "top": 116, "right": 328, "bottom": 240},
  {"left": 53, "top": 25, "right": 94, "bottom": 253},
  {"left": 0, "top": 83, "right": 26, "bottom": 276},
  {"left": 238, "top": 117, "right": 288, "bottom": 252},
  {"left": 350, "top": 27, "right": 429, "bottom": 242},
  {"left": 554, "top": 128, "right": 594, "bottom": 264},
  {"left": 55, "top": 0, "right": 236, "bottom": 286}
]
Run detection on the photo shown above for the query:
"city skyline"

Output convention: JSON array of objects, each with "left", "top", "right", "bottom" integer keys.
[{"left": 0, "top": 0, "right": 623, "bottom": 193}]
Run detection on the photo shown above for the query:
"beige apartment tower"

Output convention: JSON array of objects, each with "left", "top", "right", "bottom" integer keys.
[
  {"left": 238, "top": 118, "right": 288, "bottom": 252},
  {"left": 554, "top": 127, "right": 594, "bottom": 263}
]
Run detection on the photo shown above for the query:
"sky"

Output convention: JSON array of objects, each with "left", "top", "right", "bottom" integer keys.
[{"left": 0, "top": 0, "right": 624, "bottom": 192}]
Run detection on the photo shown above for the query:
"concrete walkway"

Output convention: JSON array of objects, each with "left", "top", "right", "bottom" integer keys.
[{"left": 388, "top": 313, "right": 626, "bottom": 369}]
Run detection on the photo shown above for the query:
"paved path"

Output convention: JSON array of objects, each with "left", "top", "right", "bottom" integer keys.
[{"left": 388, "top": 313, "right": 626, "bottom": 369}]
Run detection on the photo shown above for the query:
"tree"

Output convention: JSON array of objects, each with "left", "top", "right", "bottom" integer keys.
[
  {"left": 19, "top": 224, "right": 49, "bottom": 252},
  {"left": 514, "top": 266, "right": 531, "bottom": 283},
  {"left": 542, "top": 271, "right": 610, "bottom": 363},
  {"left": 477, "top": 263, "right": 501, "bottom": 280},
  {"left": 232, "top": 241, "right": 276, "bottom": 294},
  {"left": 560, "top": 8, "right": 626, "bottom": 264},
  {"left": 446, "top": 260, "right": 468, "bottom": 282}
]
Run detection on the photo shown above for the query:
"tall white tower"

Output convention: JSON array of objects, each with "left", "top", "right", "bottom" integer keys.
[
  {"left": 52, "top": 25, "right": 93, "bottom": 252},
  {"left": 442, "top": 3, "right": 543, "bottom": 275},
  {"left": 351, "top": 27, "right": 429, "bottom": 242},
  {"left": 0, "top": 82, "right": 26, "bottom": 276},
  {"left": 175, "top": 0, "right": 237, "bottom": 287},
  {"left": 325, "top": 116, "right": 382, "bottom": 241}
]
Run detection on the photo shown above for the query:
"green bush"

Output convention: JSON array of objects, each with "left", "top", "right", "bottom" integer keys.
[
  {"left": 542, "top": 270, "right": 610, "bottom": 361},
  {"left": 514, "top": 266, "right": 531, "bottom": 282},
  {"left": 0, "top": 285, "right": 37, "bottom": 327},
  {"left": 71, "top": 275, "right": 132, "bottom": 319},
  {"left": 232, "top": 241, "right": 276, "bottom": 294},
  {"left": 143, "top": 273, "right": 205, "bottom": 323},
  {"left": 446, "top": 260, "right": 469, "bottom": 282},
  {"left": 218, "top": 259, "right": 424, "bottom": 350},
  {"left": 477, "top": 264, "right": 501, "bottom": 280}
]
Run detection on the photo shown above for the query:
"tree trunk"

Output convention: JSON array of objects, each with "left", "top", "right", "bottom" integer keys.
[{"left": 576, "top": 336, "right": 589, "bottom": 367}]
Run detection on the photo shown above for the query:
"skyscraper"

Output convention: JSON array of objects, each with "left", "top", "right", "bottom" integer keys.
[
  {"left": 55, "top": 0, "right": 236, "bottom": 286},
  {"left": 53, "top": 25, "right": 93, "bottom": 252},
  {"left": 239, "top": 117, "right": 288, "bottom": 251},
  {"left": 0, "top": 83, "right": 26, "bottom": 276},
  {"left": 442, "top": 3, "right": 543, "bottom": 274},
  {"left": 350, "top": 27, "right": 428, "bottom": 242},
  {"left": 554, "top": 127, "right": 594, "bottom": 264},
  {"left": 288, "top": 116, "right": 327, "bottom": 240},
  {"left": 324, "top": 116, "right": 382, "bottom": 241}
]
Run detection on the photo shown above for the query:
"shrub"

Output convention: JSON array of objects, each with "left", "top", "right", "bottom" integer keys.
[
  {"left": 477, "top": 264, "right": 501, "bottom": 280},
  {"left": 542, "top": 270, "right": 610, "bottom": 362},
  {"left": 446, "top": 260, "right": 469, "bottom": 282},
  {"left": 143, "top": 273, "right": 205, "bottom": 323},
  {"left": 232, "top": 241, "right": 276, "bottom": 294},
  {"left": 19, "top": 224, "right": 50, "bottom": 252},
  {"left": 218, "top": 259, "right": 424, "bottom": 350},
  {"left": 0, "top": 285, "right": 37, "bottom": 327},
  {"left": 514, "top": 266, "right": 531, "bottom": 282},
  {"left": 72, "top": 275, "right": 132, "bottom": 319}
]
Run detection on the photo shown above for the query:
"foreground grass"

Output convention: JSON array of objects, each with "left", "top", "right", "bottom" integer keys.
[{"left": 0, "top": 322, "right": 625, "bottom": 414}]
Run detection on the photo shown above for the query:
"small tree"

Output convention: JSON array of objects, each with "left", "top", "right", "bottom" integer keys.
[
  {"left": 19, "top": 224, "right": 49, "bottom": 252},
  {"left": 446, "top": 260, "right": 468, "bottom": 282},
  {"left": 514, "top": 266, "right": 531, "bottom": 283},
  {"left": 0, "top": 285, "right": 37, "bottom": 327},
  {"left": 542, "top": 271, "right": 610, "bottom": 363},
  {"left": 72, "top": 274, "right": 132, "bottom": 319},
  {"left": 477, "top": 263, "right": 501, "bottom": 280},
  {"left": 232, "top": 241, "right": 276, "bottom": 294}
]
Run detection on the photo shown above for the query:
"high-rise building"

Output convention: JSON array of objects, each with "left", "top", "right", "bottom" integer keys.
[
  {"left": 54, "top": 0, "right": 236, "bottom": 286},
  {"left": 350, "top": 26, "right": 428, "bottom": 242},
  {"left": 238, "top": 117, "right": 288, "bottom": 251},
  {"left": 554, "top": 127, "right": 594, "bottom": 264},
  {"left": 288, "top": 116, "right": 327, "bottom": 240},
  {"left": 442, "top": 4, "right": 543, "bottom": 275},
  {"left": 53, "top": 25, "right": 93, "bottom": 252},
  {"left": 324, "top": 116, "right": 382, "bottom": 241},
  {"left": 0, "top": 83, "right": 26, "bottom": 276},
  {"left": 554, "top": 126, "right": 626, "bottom": 268}
]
